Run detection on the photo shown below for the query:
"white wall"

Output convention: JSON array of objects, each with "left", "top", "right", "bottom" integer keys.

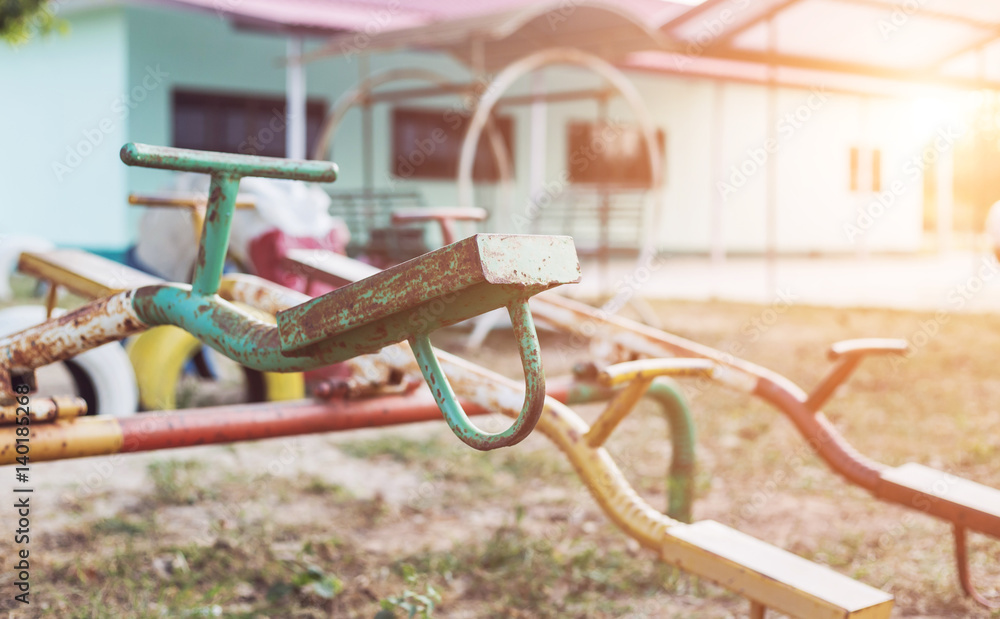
[{"left": 0, "top": 3, "right": 931, "bottom": 255}]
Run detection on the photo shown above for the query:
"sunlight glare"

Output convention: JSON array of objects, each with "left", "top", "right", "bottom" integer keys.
[{"left": 908, "top": 90, "right": 982, "bottom": 138}]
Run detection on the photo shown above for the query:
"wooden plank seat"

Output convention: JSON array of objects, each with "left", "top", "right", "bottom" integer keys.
[
  {"left": 18, "top": 249, "right": 162, "bottom": 299},
  {"left": 664, "top": 520, "right": 894, "bottom": 618},
  {"left": 879, "top": 463, "right": 1000, "bottom": 537},
  {"left": 283, "top": 248, "right": 380, "bottom": 289}
]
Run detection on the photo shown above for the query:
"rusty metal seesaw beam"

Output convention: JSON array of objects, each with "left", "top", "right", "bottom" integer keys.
[
  {"left": 339, "top": 343, "right": 895, "bottom": 619},
  {"left": 528, "top": 292, "right": 1000, "bottom": 607},
  {"left": 0, "top": 143, "right": 582, "bottom": 451},
  {"left": 212, "top": 272, "right": 893, "bottom": 617},
  {"left": 0, "top": 262, "right": 895, "bottom": 616},
  {"left": 0, "top": 344, "right": 894, "bottom": 617}
]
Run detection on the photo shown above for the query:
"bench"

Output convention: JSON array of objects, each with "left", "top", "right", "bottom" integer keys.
[
  {"left": 664, "top": 520, "right": 894, "bottom": 618},
  {"left": 327, "top": 194, "right": 486, "bottom": 263}
]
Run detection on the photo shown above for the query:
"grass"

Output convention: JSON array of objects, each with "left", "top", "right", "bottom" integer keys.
[
  {"left": 4, "top": 298, "right": 1000, "bottom": 617},
  {"left": 338, "top": 434, "right": 575, "bottom": 505},
  {"left": 394, "top": 520, "right": 705, "bottom": 618},
  {"left": 147, "top": 459, "right": 211, "bottom": 505}
]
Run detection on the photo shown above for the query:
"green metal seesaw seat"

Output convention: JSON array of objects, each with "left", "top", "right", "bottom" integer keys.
[{"left": 0, "top": 143, "right": 581, "bottom": 451}]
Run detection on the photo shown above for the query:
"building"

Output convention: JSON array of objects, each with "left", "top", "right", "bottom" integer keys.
[{"left": 2, "top": 0, "right": 997, "bottom": 261}]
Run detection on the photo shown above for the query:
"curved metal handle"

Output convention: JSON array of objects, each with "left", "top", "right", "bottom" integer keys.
[
  {"left": 805, "top": 338, "right": 909, "bottom": 411},
  {"left": 409, "top": 300, "right": 544, "bottom": 451},
  {"left": 586, "top": 358, "right": 715, "bottom": 448},
  {"left": 827, "top": 338, "right": 909, "bottom": 361},
  {"left": 120, "top": 142, "right": 338, "bottom": 297}
]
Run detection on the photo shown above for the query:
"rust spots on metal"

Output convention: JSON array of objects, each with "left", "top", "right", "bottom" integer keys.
[
  {"left": 276, "top": 234, "right": 579, "bottom": 355},
  {"left": 0, "top": 417, "right": 123, "bottom": 465},
  {"left": 219, "top": 274, "right": 311, "bottom": 315},
  {"left": 0, "top": 291, "right": 146, "bottom": 398},
  {"left": 0, "top": 396, "right": 86, "bottom": 426}
]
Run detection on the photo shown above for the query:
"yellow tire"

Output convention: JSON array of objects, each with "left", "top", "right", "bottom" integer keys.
[{"left": 126, "top": 325, "right": 304, "bottom": 410}]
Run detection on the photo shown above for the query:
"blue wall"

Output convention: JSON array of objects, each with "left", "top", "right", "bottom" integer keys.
[{"left": 0, "top": 8, "right": 129, "bottom": 250}]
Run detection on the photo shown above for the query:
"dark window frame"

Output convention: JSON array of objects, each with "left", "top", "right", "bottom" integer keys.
[
  {"left": 391, "top": 107, "right": 515, "bottom": 183},
  {"left": 566, "top": 120, "right": 666, "bottom": 188},
  {"left": 172, "top": 89, "right": 328, "bottom": 159}
]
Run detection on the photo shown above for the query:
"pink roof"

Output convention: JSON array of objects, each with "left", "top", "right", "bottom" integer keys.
[
  {"left": 138, "top": 0, "right": 1000, "bottom": 90},
  {"left": 142, "top": 0, "right": 691, "bottom": 35}
]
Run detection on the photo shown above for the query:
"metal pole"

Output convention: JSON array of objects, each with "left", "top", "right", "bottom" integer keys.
[
  {"left": 360, "top": 54, "right": 373, "bottom": 197},
  {"left": 938, "top": 142, "right": 955, "bottom": 252},
  {"left": 359, "top": 54, "right": 375, "bottom": 244},
  {"left": 598, "top": 94, "right": 611, "bottom": 290},
  {"left": 857, "top": 97, "right": 871, "bottom": 261},
  {"left": 710, "top": 81, "right": 725, "bottom": 265},
  {"left": 529, "top": 69, "right": 548, "bottom": 229},
  {"left": 765, "top": 18, "right": 778, "bottom": 298},
  {"left": 285, "top": 37, "right": 307, "bottom": 160}
]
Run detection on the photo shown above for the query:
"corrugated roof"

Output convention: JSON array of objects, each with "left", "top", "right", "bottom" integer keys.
[
  {"left": 652, "top": 0, "right": 1000, "bottom": 89},
  {"left": 301, "top": 1, "right": 686, "bottom": 71},
  {"left": 135, "top": 0, "right": 1000, "bottom": 91},
  {"left": 138, "top": 0, "right": 688, "bottom": 37}
]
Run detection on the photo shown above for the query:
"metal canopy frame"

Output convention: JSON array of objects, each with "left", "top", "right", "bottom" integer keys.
[
  {"left": 655, "top": 0, "right": 1000, "bottom": 91},
  {"left": 301, "top": 1, "right": 673, "bottom": 70},
  {"left": 289, "top": 0, "right": 1000, "bottom": 93}
]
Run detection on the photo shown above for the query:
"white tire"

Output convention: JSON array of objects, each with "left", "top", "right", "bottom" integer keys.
[{"left": 0, "top": 305, "right": 138, "bottom": 417}]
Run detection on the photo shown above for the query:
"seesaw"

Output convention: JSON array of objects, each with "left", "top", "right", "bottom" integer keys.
[
  {"left": 0, "top": 143, "right": 894, "bottom": 617},
  {"left": 5, "top": 270, "right": 892, "bottom": 618},
  {"left": 2, "top": 143, "right": 583, "bottom": 451},
  {"left": 271, "top": 239, "right": 1000, "bottom": 609},
  {"left": 14, "top": 246, "right": 307, "bottom": 411},
  {"left": 531, "top": 293, "right": 1000, "bottom": 609}
]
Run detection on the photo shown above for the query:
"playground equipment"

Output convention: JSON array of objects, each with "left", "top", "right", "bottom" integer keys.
[
  {"left": 10, "top": 193, "right": 496, "bottom": 413},
  {"left": 528, "top": 293, "right": 1000, "bottom": 609},
  {"left": 310, "top": 66, "right": 514, "bottom": 258},
  {"left": 15, "top": 246, "right": 304, "bottom": 411},
  {"left": 277, "top": 245, "right": 1000, "bottom": 609},
  {"left": 0, "top": 270, "right": 895, "bottom": 618},
  {"left": 0, "top": 143, "right": 582, "bottom": 450},
  {"left": 0, "top": 305, "right": 139, "bottom": 417},
  {"left": 0, "top": 143, "right": 900, "bottom": 617}
]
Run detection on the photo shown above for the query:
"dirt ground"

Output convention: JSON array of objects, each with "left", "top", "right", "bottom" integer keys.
[{"left": 2, "top": 296, "right": 1000, "bottom": 618}]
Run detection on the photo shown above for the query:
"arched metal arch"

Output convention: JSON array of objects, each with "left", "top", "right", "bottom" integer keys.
[
  {"left": 313, "top": 68, "right": 451, "bottom": 161},
  {"left": 457, "top": 47, "right": 664, "bottom": 263},
  {"left": 312, "top": 67, "right": 513, "bottom": 191}
]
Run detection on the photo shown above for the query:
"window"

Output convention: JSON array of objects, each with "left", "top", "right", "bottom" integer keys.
[
  {"left": 567, "top": 121, "right": 666, "bottom": 188},
  {"left": 172, "top": 89, "right": 327, "bottom": 158},
  {"left": 391, "top": 107, "right": 515, "bottom": 182}
]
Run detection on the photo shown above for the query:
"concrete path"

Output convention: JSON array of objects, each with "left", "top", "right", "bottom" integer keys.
[{"left": 572, "top": 251, "right": 1000, "bottom": 312}]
